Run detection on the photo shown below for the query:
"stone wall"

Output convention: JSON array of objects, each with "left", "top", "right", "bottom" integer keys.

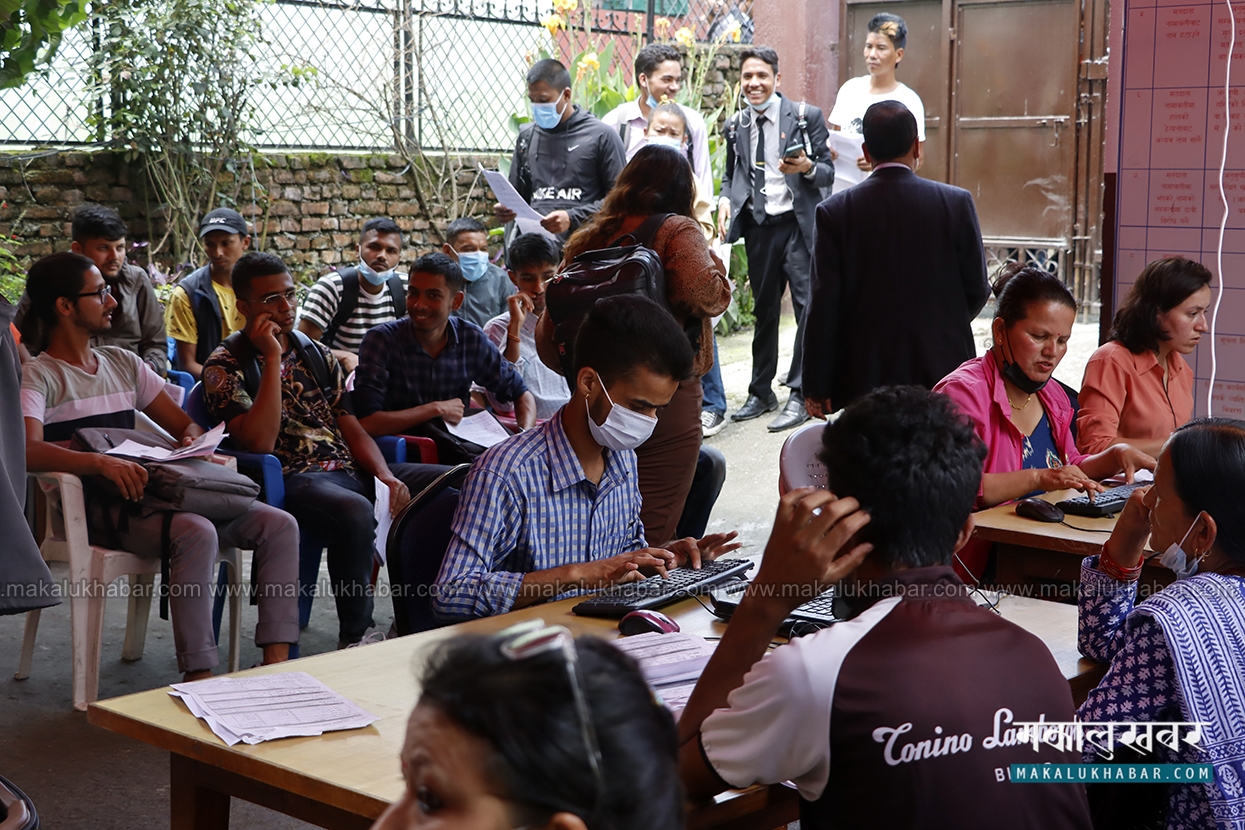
[{"left": 0, "top": 150, "right": 498, "bottom": 281}]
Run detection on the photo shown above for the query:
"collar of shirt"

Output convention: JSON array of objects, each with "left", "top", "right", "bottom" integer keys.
[
  {"left": 751, "top": 94, "right": 781, "bottom": 121},
  {"left": 871, "top": 162, "right": 912, "bottom": 172},
  {"left": 401, "top": 314, "right": 463, "bottom": 356},
  {"left": 618, "top": 99, "right": 648, "bottom": 128},
  {"left": 1131, "top": 345, "right": 1187, "bottom": 379},
  {"left": 545, "top": 406, "right": 626, "bottom": 495}
]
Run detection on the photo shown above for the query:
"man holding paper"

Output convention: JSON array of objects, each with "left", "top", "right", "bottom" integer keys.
[
  {"left": 354, "top": 251, "right": 535, "bottom": 464},
  {"left": 21, "top": 252, "right": 300, "bottom": 681},
  {"left": 493, "top": 58, "right": 625, "bottom": 239},
  {"left": 203, "top": 252, "right": 445, "bottom": 648}
]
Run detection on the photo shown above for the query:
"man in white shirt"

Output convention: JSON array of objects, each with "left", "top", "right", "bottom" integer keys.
[
  {"left": 480, "top": 233, "right": 568, "bottom": 421},
  {"left": 602, "top": 43, "right": 713, "bottom": 198}
]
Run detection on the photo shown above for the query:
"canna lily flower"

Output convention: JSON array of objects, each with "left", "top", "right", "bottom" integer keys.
[
  {"left": 541, "top": 14, "right": 566, "bottom": 36},
  {"left": 674, "top": 26, "right": 695, "bottom": 49}
]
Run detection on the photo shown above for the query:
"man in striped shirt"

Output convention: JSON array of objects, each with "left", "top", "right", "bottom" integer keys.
[
  {"left": 432, "top": 295, "right": 740, "bottom": 621},
  {"left": 298, "top": 217, "right": 406, "bottom": 373}
]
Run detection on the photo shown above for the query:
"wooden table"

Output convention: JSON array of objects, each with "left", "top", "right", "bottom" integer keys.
[
  {"left": 971, "top": 489, "right": 1172, "bottom": 597},
  {"left": 89, "top": 591, "right": 1100, "bottom": 830}
]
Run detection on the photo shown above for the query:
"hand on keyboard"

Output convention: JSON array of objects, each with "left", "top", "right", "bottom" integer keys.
[
  {"left": 579, "top": 548, "right": 673, "bottom": 591},
  {"left": 665, "top": 530, "right": 743, "bottom": 569},
  {"left": 1036, "top": 464, "right": 1105, "bottom": 497}
]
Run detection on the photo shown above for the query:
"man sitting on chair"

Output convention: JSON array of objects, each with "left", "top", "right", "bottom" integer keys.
[
  {"left": 21, "top": 252, "right": 299, "bottom": 682},
  {"left": 202, "top": 252, "right": 446, "bottom": 648},
  {"left": 432, "top": 295, "right": 739, "bottom": 622}
]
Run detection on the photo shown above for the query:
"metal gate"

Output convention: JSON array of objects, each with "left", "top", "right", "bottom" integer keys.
[{"left": 841, "top": 0, "right": 1108, "bottom": 306}]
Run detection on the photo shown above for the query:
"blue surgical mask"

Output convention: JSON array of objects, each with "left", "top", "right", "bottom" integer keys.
[
  {"left": 586, "top": 372, "right": 657, "bottom": 451},
  {"left": 749, "top": 92, "right": 778, "bottom": 113},
  {"left": 1159, "top": 518, "right": 1205, "bottom": 579},
  {"left": 531, "top": 97, "right": 566, "bottom": 130},
  {"left": 357, "top": 260, "right": 393, "bottom": 287},
  {"left": 456, "top": 250, "right": 489, "bottom": 283},
  {"left": 648, "top": 135, "right": 684, "bottom": 152},
  {"left": 646, "top": 93, "right": 660, "bottom": 109}
]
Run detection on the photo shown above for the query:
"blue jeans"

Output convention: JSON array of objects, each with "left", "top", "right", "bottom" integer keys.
[{"left": 701, "top": 336, "right": 727, "bottom": 416}]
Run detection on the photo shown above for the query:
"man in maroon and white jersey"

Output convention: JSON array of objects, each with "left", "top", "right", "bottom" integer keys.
[{"left": 678, "top": 386, "right": 1091, "bottom": 829}]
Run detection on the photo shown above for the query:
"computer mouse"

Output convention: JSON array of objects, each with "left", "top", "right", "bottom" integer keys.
[
  {"left": 618, "top": 609, "right": 681, "bottom": 636},
  {"left": 1015, "top": 497, "right": 1065, "bottom": 523}
]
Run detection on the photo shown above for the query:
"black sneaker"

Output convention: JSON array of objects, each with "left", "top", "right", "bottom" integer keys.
[{"left": 701, "top": 409, "right": 727, "bottom": 437}]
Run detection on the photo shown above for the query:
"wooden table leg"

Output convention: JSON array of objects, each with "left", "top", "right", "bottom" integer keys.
[{"left": 171, "top": 753, "right": 231, "bottom": 830}]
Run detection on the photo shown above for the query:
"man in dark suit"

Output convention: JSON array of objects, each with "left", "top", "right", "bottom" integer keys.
[
  {"left": 717, "top": 46, "right": 833, "bottom": 432},
  {"left": 803, "top": 101, "right": 988, "bottom": 419}
]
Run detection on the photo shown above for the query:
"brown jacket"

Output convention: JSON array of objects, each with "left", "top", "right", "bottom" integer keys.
[{"left": 540, "top": 214, "right": 730, "bottom": 377}]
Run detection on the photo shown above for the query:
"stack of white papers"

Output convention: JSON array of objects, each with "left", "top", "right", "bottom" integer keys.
[
  {"left": 611, "top": 632, "right": 716, "bottom": 716},
  {"left": 104, "top": 422, "right": 227, "bottom": 461},
  {"left": 169, "top": 671, "right": 378, "bottom": 746}
]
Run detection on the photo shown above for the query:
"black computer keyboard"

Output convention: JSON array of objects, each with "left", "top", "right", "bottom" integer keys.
[
  {"left": 1057, "top": 482, "right": 1146, "bottom": 518},
  {"left": 709, "top": 581, "right": 840, "bottom": 635},
  {"left": 571, "top": 558, "right": 755, "bottom": 617}
]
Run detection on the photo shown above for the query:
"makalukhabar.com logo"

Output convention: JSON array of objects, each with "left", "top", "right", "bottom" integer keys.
[{"left": 1009, "top": 764, "right": 1214, "bottom": 783}]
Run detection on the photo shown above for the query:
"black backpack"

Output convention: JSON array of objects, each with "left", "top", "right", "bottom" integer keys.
[
  {"left": 321, "top": 267, "right": 405, "bottom": 349},
  {"left": 220, "top": 329, "right": 335, "bottom": 402},
  {"left": 544, "top": 213, "right": 676, "bottom": 379}
]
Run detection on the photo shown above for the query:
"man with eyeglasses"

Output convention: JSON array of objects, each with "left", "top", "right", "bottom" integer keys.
[
  {"left": 15, "top": 204, "right": 169, "bottom": 375},
  {"left": 20, "top": 252, "right": 300, "bottom": 682},
  {"left": 202, "top": 252, "right": 447, "bottom": 648}
]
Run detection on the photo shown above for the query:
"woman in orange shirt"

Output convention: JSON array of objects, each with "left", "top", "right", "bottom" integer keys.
[{"left": 1077, "top": 256, "right": 1211, "bottom": 456}]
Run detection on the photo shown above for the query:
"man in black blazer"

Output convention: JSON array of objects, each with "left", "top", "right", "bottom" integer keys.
[
  {"left": 803, "top": 101, "right": 989, "bottom": 419},
  {"left": 718, "top": 46, "right": 833, "bottom": 432}
]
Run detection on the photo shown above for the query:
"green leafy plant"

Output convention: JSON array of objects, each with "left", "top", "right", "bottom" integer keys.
[
  {"left": 0, "top": 234, "right": 24, "bottom": 303},
  {"left": 0, "top": 0, "right": 88, "bottom": 88},
  {"left": 84, "top": 0, "right": 294, "bottom": 264}
]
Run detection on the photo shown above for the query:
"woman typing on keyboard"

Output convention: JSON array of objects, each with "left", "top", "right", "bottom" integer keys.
[{"left": 934, "top": 265, "right": 1155, "bottom": 581}]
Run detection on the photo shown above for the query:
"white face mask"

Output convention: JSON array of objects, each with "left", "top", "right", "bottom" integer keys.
[
  {"left": 1159, "top": 518, "right": 1205, "bottom": 579},
  {"left": 586, "top": 373, "right": 657, "bottom": 452},
  {"left": 647, "top": 134, "right": 684, "bottom": 152}
]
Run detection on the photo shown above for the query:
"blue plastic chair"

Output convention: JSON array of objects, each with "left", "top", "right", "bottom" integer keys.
[{"left": 184, "top": 382, "right": 408, "bottom": 658}]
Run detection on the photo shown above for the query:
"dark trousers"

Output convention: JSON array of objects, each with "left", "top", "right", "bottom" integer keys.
[
  {"left": 284, "top": 462, "right": 447, "bottom": 643},
  {"left": 742, "top": 212, "right": 811, "bottom": 400},
  {"left": 676, "top": 445, "right": 727, "bottom": 540}
]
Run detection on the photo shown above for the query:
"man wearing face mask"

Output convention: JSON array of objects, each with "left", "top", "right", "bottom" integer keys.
[
  {"left": 432, "top": 296, "right": 740, "bottom": 622},
  {"left": 602, "top": 43, "right": 713, "bottom": 198},
  {"left": 718, "top": 46, "right": 833, "bottom": 433},
  {"left": 494, "top": 59, "right": 626, "bottom": 240},
  {"left": 441, "top": 217, "right": 514, "bottom": 327},
  {"left": 298, "top": 217, "right": 407, "bottom": 374}
]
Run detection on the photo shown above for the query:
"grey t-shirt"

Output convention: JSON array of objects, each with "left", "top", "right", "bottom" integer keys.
[{"left": 453, "top": 264, "right": 513, "bottom": 328}]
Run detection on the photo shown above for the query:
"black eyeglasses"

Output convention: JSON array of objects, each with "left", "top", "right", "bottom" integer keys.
[
  {"left": 71, "top": 284, "right": 112, "bottom": 301},
  {"left": 498, "top": 621, "right": 605, "bottom": 804},
  {"left": 254, "top": 288, "right": 297, "bottom": 307}
]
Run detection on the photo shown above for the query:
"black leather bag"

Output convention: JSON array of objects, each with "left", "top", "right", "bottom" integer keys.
[{"left": 544, "top": 213, "right": 673, "bottom": 378}]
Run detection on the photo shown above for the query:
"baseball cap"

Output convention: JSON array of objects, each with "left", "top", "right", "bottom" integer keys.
[{"left": 198, "top": 208, "right": 249, "bottom": 238}]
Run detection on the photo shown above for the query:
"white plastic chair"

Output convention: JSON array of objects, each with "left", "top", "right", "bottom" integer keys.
[
  {"left": 15, "top": 472, "right": 241, "bottom": 711},
  {"left": 778, "top": 420, "right": 831, "bottom": 495}
]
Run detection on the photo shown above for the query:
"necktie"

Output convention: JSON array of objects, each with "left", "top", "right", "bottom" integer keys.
[{"left": 752, "top": 114, "right": 768, "bottom": 224}]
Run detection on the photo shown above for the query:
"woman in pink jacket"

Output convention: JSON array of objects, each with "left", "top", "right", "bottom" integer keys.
[{"left": 934, "top": 265, "right": 1154, "bottom": 580}]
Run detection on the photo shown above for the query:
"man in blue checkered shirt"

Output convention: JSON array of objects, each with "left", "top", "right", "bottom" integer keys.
[
  {"left": 433, "top": 295, "right": 741, "bottom": 621},
  {"left": 354, "top": 252, "right": 536, "bottom": 462}
]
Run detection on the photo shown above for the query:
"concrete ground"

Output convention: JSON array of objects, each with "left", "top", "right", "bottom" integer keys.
[{"left": 0, "top": 305, "right": 1099, "bottom": 829}]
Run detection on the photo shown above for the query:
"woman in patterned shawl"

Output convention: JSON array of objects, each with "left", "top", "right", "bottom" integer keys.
[{"left": 1078, "top": 418, "right": 1245, "bottom": 830}]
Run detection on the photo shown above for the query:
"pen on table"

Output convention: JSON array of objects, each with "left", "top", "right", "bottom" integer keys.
[{"left": 103, "top": 433, "right": 115, "bottom": 448}]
